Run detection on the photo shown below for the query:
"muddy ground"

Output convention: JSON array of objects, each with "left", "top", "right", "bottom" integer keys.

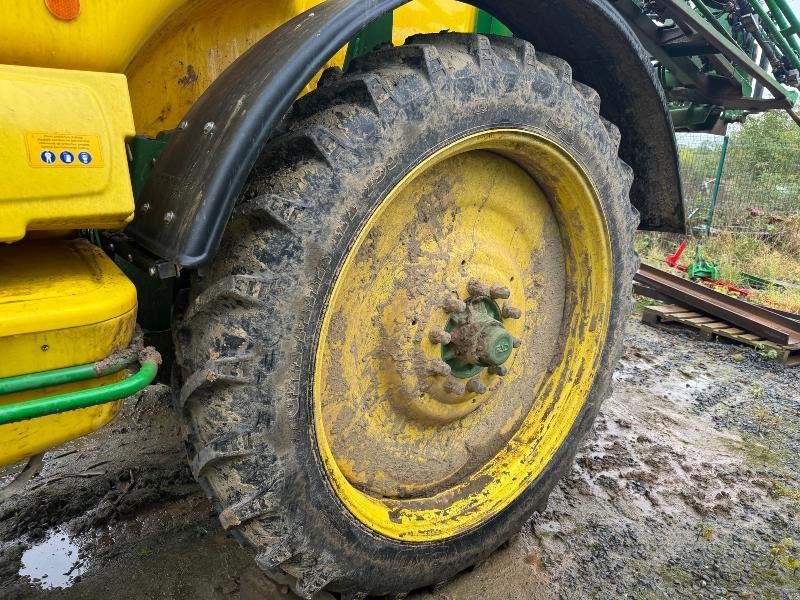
[{"left": 1, "top": 310, "right": 799, "bottom": 599}]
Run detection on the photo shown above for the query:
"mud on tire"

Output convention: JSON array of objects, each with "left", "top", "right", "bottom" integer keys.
[{"left": 174, "top": 33, "right": 638, "bottom": 598}]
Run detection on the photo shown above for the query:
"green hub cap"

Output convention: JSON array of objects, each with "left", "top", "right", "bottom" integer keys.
[{"left": 441, "top": 285, "right": 519, "bottom": 379}]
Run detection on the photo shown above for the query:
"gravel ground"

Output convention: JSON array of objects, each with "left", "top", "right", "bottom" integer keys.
[{"left": 1, "top": 311, "right": 798, "bottom": 599}]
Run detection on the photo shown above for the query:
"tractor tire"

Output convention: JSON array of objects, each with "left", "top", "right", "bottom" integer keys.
[{"left": 174, "top": 33, "right": 638, "bottom": 598}]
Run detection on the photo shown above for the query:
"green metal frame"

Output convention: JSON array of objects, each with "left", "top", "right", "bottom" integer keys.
[
  {"left": 128, "top": 133, "right": 170, "bottom": 202},
  {"left": 765, "top": 0, "right": 800, "bottom": 56},
  {"left": 705, "top": 133, "right": 730, "bottom": 231},
  {"left": 474, "top": 9, "right": 512, "bottom": 36},
  {"left": 0, "top": 351, "right": 159, "bottom": 426},
  {"left": 617, "top": 0, "right": 800, "bottom": 132}
]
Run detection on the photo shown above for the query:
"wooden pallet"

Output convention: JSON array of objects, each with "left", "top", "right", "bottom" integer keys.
[{"left": 642, "top": 303, "right": 800, "bottom": 366}]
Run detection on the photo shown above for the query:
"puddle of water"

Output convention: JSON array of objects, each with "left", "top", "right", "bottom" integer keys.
[{"left": 18, "top": 527, "right": 86, "bottom": 589}]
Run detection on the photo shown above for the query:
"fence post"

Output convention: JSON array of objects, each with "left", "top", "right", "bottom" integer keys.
[{"left": 705, "top": 134, "right": 729, "bottom": 234}]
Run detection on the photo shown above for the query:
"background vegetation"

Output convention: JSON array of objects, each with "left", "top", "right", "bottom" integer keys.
[{"left": 637, "top": 110, "right": 800, "bottom": 313}]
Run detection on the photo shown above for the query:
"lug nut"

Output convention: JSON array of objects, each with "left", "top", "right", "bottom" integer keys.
[
  {"left": 428, "top": 360, "right": 452, "bottom": 377},
  {"left": 490, "top": 285, "right": 511, "bottom": 300},
  {"left": 488, "top": 365, "right": 507, "bottom": 376},
  {"left": 443, "top": 378, "right": 466, "bottom": 395},
  {"left": 467, "top": 279, "right": 490, "bottom": 298},
  {"left": 466, "top": 378, "right": 487, "bottom": 394},
  {"left": 443, "top": 297, "right": 467, "bottom": 313},
  {"left": 429, "top": 328, "right": 452, "bottom": 345},
  {"left": 501, "top": 303, "right": 522, "bottom": 319},
  {"left": 512, "top": 337, "right": 522, "bottom": 348}
]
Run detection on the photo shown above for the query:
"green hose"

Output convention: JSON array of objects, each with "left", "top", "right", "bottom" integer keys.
[
  {"left": 0, "top": 354, "right": 137, "bottom": 396},
  {"left": 0, "top": 354, "right": 159, "bottom": 426}
]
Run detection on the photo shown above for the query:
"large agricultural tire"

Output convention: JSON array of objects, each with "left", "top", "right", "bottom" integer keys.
[{"left": 174, "top": 33, "right": 638, "bottom": 598}]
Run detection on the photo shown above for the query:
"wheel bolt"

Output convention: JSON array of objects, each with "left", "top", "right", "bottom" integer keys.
[
  {"left": 466, "top": 378, "right": 487, "bottom": 394},
  {"left": 502, "top": 303, "right": 522, "bottom": 319},
  {"left": 443, "top": 297, "right": 467, "bottom": 313},
  {"left": 443, "top": 378, "right": 466, "bottom": 395},
  {"left": 428, "top": 360, "right": 452, "bottom": 376},
  {"left": 488, "top": 365, "right": 507, "bottom": 376},
  {"left": 490, "top": 285, "right": 511, "bottom": 300},
  {"left": 467, "top": 279, "right": 490, "bottom": 298},
  {"left": 429, "top": 328, "right": 452, "bottom": 345},
  {"left": 512, "top": 337, "right": 522, "bottom": 348}
]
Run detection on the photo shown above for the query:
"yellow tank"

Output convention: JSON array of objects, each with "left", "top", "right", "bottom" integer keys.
[{"left": 0, "top": 239, "right": 137, "bottom": 466}]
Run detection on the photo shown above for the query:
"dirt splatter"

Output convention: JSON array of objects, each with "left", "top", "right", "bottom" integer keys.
[
  {"left": 2, "top": 315, "right": 799, "bottom": 599},
  {"left": 177, "top": 65, "right": 198, "bottom": 88}
]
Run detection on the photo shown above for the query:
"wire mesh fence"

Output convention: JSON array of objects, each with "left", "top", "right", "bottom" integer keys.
[{"left": 677, "top": 116, "right": 800, "bottom": 235}]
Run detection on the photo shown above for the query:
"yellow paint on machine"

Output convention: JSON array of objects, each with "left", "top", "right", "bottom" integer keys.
[
  {"left": 313, "top": 130, "right": 614, "bottom": 541},
  {"left": 0, "top": 0, "right": 479, "bottom": 137},
  {"left": 0, "top": 240, "right": 137, "bottom": 467},
  {"left": 0, "top": 64, "right": 135, "bottom": 242},
  {"left": 126, "top": 0, "right": 478, "bottom": 135},
  {"left": 0, "top": 1, "right": 186, "bottom": 73}
]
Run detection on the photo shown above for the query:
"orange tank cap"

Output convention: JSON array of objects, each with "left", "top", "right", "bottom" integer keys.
[{"left": 44, "top": 0, "right": 81, "bottom": 21}]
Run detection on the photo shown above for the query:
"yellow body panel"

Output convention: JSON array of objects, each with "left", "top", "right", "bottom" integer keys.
[
  {"left": 0, "top": 239, "right": 137, "bottom": 466},
  {"left": 393, "top": 0, "right": 477, "bottom": 44},
  {"left": 0, "top": 0, "right": 479, "bottom": 137},
  {"left": 0, "top": 0, "right": 186, "bottom": 73},
  {"left": 126, "top": 0, "right": 478, "bottom": 135},
  {"left": 125, "top": 0, "right": 344, "bottom": 135},
  {"left": 0, "top": 65, "right": 136, "bottom": 242},
  {"left": 0, "top": 376, "right": 126, "bottom": 467},
  {"left": 314, "top": 130, "right": 613, "bottom": 541}
]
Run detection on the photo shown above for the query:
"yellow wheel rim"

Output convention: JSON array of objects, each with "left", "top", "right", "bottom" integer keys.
[{"left": 313, "top": 129, "right": 613, "bottom": 542}]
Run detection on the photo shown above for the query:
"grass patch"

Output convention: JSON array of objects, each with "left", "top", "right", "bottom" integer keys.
[
  {"left": 635, "top": 217, "right": 800, "bottom": 313},
  {"left": 771, "top": 481, "right": 800, "bottom": 502},
  {"left": 723, "top": 431, "right": 788, "bottom": 470},
  {"left": 656, "top": 563, "right": 693, "bottom": 587}
]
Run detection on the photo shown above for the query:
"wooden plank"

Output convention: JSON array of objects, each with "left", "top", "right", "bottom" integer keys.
[
  {"left": 641, "top": 309, "right": 661, "bottom": 326},
  {"left": 672, "top": 311, "right": 702, "bottom": 319},
  {"left": 721, "top": 327, "right": 745, "bottom": 335},
  {"left": 648, "top": 304, "right": 686, "bottom": 315},
  {"left": 640, "top": 302, "right": 797, "bottom": 366},
  {"left": 739, "top": 334, "right": 762, "bottom": 341},
  {"left": 688, "top": 317, "right": 715, "bottom": 324}
]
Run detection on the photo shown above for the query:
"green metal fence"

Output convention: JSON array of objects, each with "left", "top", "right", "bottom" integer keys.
[{"left": 677, "top": 111, "right": 800, "bottom": 234}]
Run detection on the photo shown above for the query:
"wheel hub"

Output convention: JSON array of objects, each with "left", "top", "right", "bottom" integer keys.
[{"left": 430, "top": 280, "right": 521, "bottom": 385}]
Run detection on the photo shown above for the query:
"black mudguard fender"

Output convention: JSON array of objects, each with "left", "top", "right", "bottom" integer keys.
[{"left": 129, "top": 0, "right": 684, "bottom": 269}]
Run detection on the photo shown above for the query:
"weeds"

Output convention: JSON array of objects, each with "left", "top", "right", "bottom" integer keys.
[
  {"left": 635, "top": 218, "right": 800, "bottom": 313},
  {"left": 634, "top": 296, "right": 656, "bottom": 312},
  {"left": 769, "top": 538, "right": 795, "bottom": 567},
  {"left": 770, "top": 481, "right": 800, "bottom": 502},
  {"left": 753, "top": 405, "right": 782, "bottom": 437},
  {"left": 694, "top": 522, "right": 715, "bottom": 541}
]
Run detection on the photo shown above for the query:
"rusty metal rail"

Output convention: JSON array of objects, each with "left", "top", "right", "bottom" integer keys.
[{"left": 634, "top": 264, "right": 800, "bottom": 346}]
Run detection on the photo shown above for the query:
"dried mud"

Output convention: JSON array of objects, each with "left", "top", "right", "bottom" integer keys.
[{"left": 1, "top": 313, "right": 798, "bottom": 599}]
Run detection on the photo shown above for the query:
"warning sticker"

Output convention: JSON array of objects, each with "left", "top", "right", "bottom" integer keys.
[{"left": 25, "top": 132, "right": 103, "bottom": 168}]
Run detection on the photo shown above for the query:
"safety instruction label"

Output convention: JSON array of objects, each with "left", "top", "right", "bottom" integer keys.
[{"left": 25, "top": 132, "right": 103, "bottom": 168}]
